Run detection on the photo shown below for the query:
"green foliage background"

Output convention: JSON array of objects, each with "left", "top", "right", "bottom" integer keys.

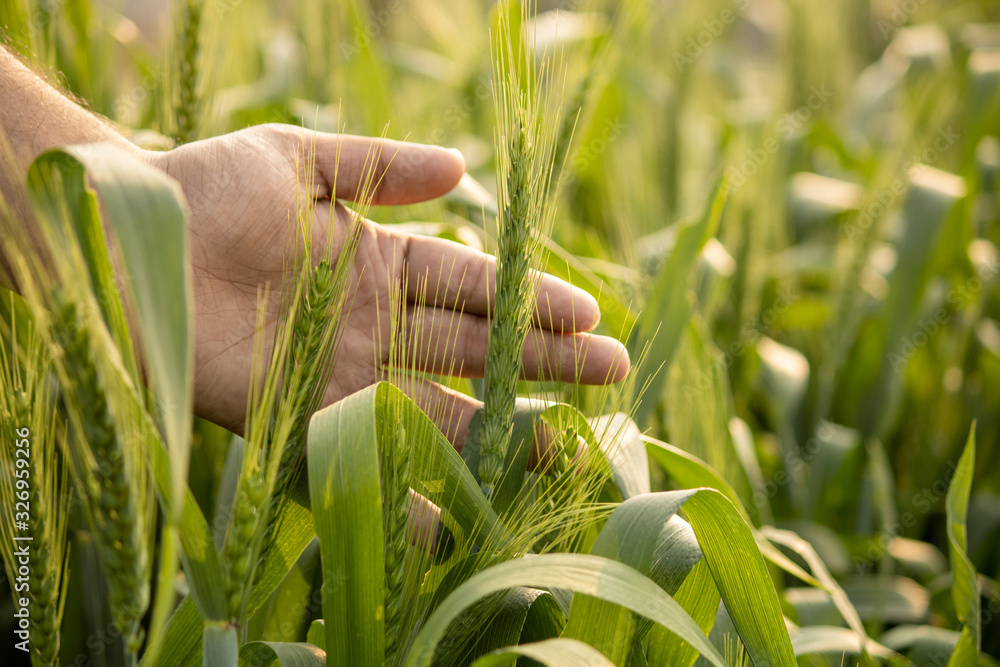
[{"left": 0, "top": 0, "right": 999, "bottom": 665}]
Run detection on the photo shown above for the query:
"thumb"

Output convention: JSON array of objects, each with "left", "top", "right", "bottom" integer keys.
[{"left": 310, "top": 132, "right": 465, "bottom": 206}]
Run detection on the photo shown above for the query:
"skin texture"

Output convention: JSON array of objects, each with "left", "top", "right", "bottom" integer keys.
[{"left": 0, "top": 46, "right": 630, "bottom": 454}]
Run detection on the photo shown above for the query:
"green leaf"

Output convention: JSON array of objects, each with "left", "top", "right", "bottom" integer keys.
[
  {"left": 25, "top": 150, "right": 138, "bottom": 380},
  {"left": 252, "top": 540, "right": 321, "bottom": 642},
  {"left": 27, "top": 144, "right": 195, "bottom": 659},
  {"left": 146, "top": 475, "right": 315, "bottom": 667},
  {"left": 789, "top": 626, "right": 899, "bottom": 661},
  {"left": 587, "top": 412, "right": 650, "bottom": 499},
  {"left": 644, "top": 436, "right": 822, "bottom": 588},
  {"left": 946, "top": 424, "right": 980, "bottom": 662},
  {"left": 402, "top": 553, "right": 728, "bottom": 667},
  {"left": 519, "top": 592, "right": 566, "bottom": 645},
  {"left": 659, "top": 489, "right": 797, "bottom": 667},
  {"left": 453, "top": 587, "right": 546, "bottom": 665},
  {"left": 239, "top": 641, "right": 326, "bottom": 667},
  {"left": 646, "top": 559, "right": 719, "bottom": 667},
  {"left": 563, "top": 495, "right": 703, "bottom": 664},
  {"left": 470, "top": 638, "right": 616, "bottom": 667},
  {"left": 306, "top": 620, "right": 326, "bottom": 653},
  {"left": 307, "top": 386, "right": 385, "bottom": 667},
  {"left": 29, "top": 144, "right": 194, "bottom": 519},
  {"left": 644, "top": 437, "right": 749, "bottom": 524},
  {"left": 306, "top": 382, "right": 513, "bottom": 667},
  {"left": 762, "top": 527, "right": 875, "bottom": 666},
  {"left": 631, "top": 177, "right": 726, "bottom": 427}
]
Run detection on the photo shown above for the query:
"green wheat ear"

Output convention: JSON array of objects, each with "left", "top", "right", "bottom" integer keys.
[
  {"left": 0, "top": 312, "right": 70, "bottom": 667},
  {"left": 225, "top": 128, "right": 381, "bottom": 625},
  {"left": 48, "top": 293, "right": 151, "bottom": 655},
  {"left": 478, "top": 0, "right": 560, "bottom": 502},
  {"left": 176, "top": 0, "right": 203, "bottom": 143}
]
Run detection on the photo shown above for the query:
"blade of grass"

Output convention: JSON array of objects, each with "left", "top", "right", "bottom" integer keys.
[
  {"left": 307, "top": 387, "right": 385, "bottom": 667},
  {"left": 563, "top": 495, "right": 703, "bottom": 665},
  {"left": 631, "top": 177, "right": 726, "bottom": 427},
  {"left": 946, "top": 424, "right": 980, "bottom": 665},
  {"left": 470, "top": 638, "right": 616, "bottom": 667},
  {"left": 239, "top": 642, "right": 326, "bottom": 667},
  {"left": 402, "top": 552, "right": 729, "bottom": 667}
]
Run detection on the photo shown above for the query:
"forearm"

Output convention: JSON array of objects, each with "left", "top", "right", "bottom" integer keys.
[{"left": 0, "top": 46, "right": 139, "bottom": 288}]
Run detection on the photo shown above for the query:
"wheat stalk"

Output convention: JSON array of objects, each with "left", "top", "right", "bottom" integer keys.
[
  {"left": 382, "top": 420, "right": 411, "bottom": 666},
  {"left": 478, "top": 1, "right": 559, "bottom": 501},
  {"left": 224, "top": 131, "right": 379, "bottom": 625},
  {"left": 176, "top": 0, "right": 203, "bottom": 143},
  {"left": 221, "top": 463, "right": 266, "bottom": 618},
  {"left": 48, "top": 293, "right": 150, "bottom": 658},
  {"left": 0, "top": 316, "right": 70, "bottom": 667},
  {"left": 251, "top": 258, "right": 338, "bottom": 585}
]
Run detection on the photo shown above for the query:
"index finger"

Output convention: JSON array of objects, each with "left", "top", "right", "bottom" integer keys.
[
  {"left": 401, "top": 233, "right": 601, "bottom": 334},
  {"left": 310, "top": 133, "right": 466, "bottom": 206}
]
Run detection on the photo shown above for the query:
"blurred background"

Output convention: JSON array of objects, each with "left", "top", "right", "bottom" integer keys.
[{"left": 2, "top": 0, "right": 1000, "bottom": 664}]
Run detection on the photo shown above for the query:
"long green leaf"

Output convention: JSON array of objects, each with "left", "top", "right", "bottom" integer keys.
[
  {"left": 664, "top": 489, "right": 796, "bottom": 667},
  {"left": 307, "top": 386, "right": 385, "bottom": 667},
  {"left": 29, "top": 144, "right": 194, "bottom": 519},
  {"left": 631, "top": 177, "right": 726, "bottom": 427},
  {"left": 239, "top": 641, "right": 326, "bottom": 667},
  {"left": 946, "top": 424, "right": 980, "bottom": 665},
  {"left": 563, "top": 494, "right": 702, "bottom": 664},
  {"left": 644, "top": 435, "right": 823, "bottom": 588},
  {"left": 402, "top": 553, "right": 728, "bottom": 667},
  {"left": 27, "top": 144, "right": 195, "bottom": 659},
  {"left": 646, "top": 558, "right": 719, "bottom": 667},
  {"left": 470, "top": 638, "right": 616, "bottom": 667}
]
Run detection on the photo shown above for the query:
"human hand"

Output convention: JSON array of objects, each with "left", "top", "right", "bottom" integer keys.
[{"left": 145, "top": 123, "right": 629, "bottom": 449}]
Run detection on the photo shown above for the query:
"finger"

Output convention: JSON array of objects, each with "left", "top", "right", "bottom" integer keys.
[
  {"left": 402, "top": 307, "right": 631, "bottom": 384},
  {"left": 402, "top": 233, "right": 601, "bottom": 333},
  {"left": 395, "top": 377, "right": 554, "bottom": 470},
  {"left": 406, "top": 490, "right": 454, "bottom": 560},
  {"left": 310, "top": 133, "right": 465, "bottom": 206},
  {"left": 396, "top": 377, "right": 480, "bottom": 452}
]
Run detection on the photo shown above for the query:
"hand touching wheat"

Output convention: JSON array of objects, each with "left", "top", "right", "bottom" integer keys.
[{"left": 146, "top": 123, "right": 630, "bottom": 451}]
